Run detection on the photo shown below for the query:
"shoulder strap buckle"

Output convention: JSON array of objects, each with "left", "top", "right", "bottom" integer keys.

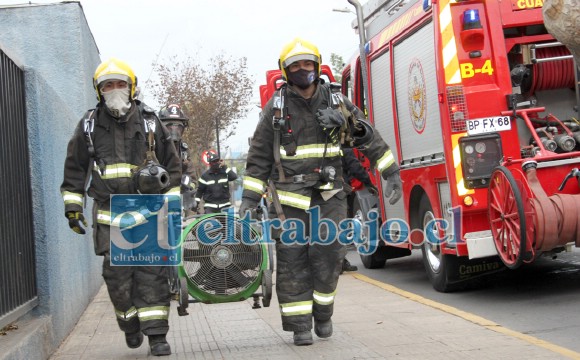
[{"left": 83, "top": 110, "right": 96, "bottom": 157}]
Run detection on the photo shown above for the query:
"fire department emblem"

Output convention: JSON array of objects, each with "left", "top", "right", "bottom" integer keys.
[{"left": 408, "top": 58, "right": 427, "bottom": 134}]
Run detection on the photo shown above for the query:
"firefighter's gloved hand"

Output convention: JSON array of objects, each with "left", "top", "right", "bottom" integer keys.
[
  {"left": 66, "top": 211, "right": 88, "bottom": 235},
  {"left": 316, "top": 108, "right": 344, "bottom": 129},
  {"left": 239, "top": 198, "right": 259, "bottom": 220},
  {"left": 365, "top": 182, "right": 379, "bottom": 196},
  {"left": 181, "top": 175, "right": 194, "bottom": 193},
  {"left": 382, "top": 170, "right": 402, "bottom": 205}
]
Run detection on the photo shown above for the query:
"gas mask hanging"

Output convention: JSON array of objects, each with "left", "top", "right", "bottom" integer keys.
[{"left": 132, "top": 119, "right": 170, "bottom": 194}]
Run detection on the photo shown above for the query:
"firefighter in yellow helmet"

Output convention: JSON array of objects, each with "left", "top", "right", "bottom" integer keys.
[
  {"left": 60, "top": 58, "right": 181, "bottom": 356},
  {"left": 240, "top": 38, "right": 402, "bottom": 346}
]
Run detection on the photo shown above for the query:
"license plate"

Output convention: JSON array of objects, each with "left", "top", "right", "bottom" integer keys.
[{"left": 466, "top": 116, "right": 511, "bottom": 135}]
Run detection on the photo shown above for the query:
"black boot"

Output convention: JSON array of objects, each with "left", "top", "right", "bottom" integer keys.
[
  {"left": 125, "top": 331, "right": 143, "bottom": 349},
  {"left": 149, "top": 334, "right": 171, "bottom": 356},
  {"left": 293, "top": 330, "right": 313, "bottom": 346},
  {"left": 314, "top": 319, "right": 333, "bottom": 338},
  {"left": 342, "top": 258, "right": 358, "bottom": 273}
]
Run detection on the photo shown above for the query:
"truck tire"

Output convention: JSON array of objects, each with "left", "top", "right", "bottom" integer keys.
[
  {"left": 418, "top": 196, "right": 459, "bottom": 292},
  {"left": 360, "top": 249, "right": 388, "bottom": 269},
  {"left": 352, "top": 195, "right": 387, "bottom": 269}
]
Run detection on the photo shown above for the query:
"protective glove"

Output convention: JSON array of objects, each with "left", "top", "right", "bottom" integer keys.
[
  {"left": 382, "top": 170, "right": 402, "bottom": 205},
  {"left": 364, "top": 182, "right": 379, "bottom": 196},
  {"left": 189, "top": 198, "right": 198, "bottom": 212},
  {"left": 316, "top": 108, "right": 344, "bottom": 129},
  {"left": 66, "top": 211, "right": 88, "bottom": 235},
  {"left": 239, "top": 198, "right": 259, "bottom": 219}
]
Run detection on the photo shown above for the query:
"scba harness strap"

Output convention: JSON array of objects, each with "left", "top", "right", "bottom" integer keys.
[
  {"left": 82, "top": 105, "right": 159, "bottom": 160},
  {"left": 272, "top": 86, "right": 288, "bottom": 183},
  {"left": 81, "top": 104, "right": 161, "bottom": 197}
]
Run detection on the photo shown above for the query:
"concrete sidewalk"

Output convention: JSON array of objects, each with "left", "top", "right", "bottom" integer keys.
[{"left": 50, "top": 257, "right": 577, "bottom": 360}]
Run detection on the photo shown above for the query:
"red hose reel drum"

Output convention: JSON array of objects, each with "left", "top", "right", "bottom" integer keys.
[{"left": 530, "top": 46, "right": 575, "bottom": 94}]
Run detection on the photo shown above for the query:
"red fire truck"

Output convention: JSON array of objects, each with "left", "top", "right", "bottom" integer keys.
[{"left": 342, "top": 0, "right": 580, "bottom": 291}]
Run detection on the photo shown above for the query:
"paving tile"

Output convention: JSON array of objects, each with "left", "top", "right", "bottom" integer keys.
[{"left": 50, "top": 273, "right": 573, "bottom": 359}]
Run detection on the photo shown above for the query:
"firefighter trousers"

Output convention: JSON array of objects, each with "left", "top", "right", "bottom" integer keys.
[
  {"left": 203, "top": 205, "right": 232, "bottom": 214},
  {"left": 273, "top": 190, "right": 347, "bottom": 332},
  {"left": 102, "top": 254, "right": 171, "bottom": 336}
]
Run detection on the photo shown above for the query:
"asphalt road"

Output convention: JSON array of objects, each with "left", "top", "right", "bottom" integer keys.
[{"left": 345, "top": 246, "right": 580, "bottom": 353}]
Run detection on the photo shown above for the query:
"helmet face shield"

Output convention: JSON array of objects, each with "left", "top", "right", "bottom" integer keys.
[
  {"left": 97, "top": 75, "right": 131, "bottom": 89},
  {"left": 281, "top": 54, "right": 319, "bottom": 69}
]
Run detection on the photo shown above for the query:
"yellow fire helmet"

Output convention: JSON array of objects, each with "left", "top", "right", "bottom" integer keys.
[
  {"left": 278, "top": 38, "right": 321, "bottom": 80},
  {"left": 93, "top": 58, "right": 137, "bottom": 101}
]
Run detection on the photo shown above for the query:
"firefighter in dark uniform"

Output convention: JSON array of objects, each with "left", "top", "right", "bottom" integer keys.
[
  {"left": 195, "top": 153, "right": 238, "bottom": 213},
  {"left": 158, "top": 104, "right": 197, "bottom": 215},
  {"left": 60, "top": 58, "right": 181, "bottom": 356},
  {"left": 239, "top": 38, "right": 402, "bottom": 346},
  {"left": 340, "top": 147, "right": 380, "bottom": 273}
]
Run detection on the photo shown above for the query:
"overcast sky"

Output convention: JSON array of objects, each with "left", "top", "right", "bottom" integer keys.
[
  {"left": 5, "top": 0, "right": 367, "bottom": 154},
  {"left": 82, "top": 0, "right": 368, "bottom": 154}
]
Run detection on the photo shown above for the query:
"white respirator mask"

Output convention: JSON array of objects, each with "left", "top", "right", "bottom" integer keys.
[{"left": 102, "top": 88, "right": 131, "bottom": 118}]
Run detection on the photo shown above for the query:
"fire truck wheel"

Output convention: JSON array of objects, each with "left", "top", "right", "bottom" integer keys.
[
  {"left": 418, "top": 196, "right": 459, "bottom": 292},
  {"left": 488, "top": 166, "right": 528, "bottom": 269},
  {"left": 360, "top": 249, "right": 388, "bottom": 269},
  {"left": 352, "top": 195, "right": 387, "bottom": 268}
]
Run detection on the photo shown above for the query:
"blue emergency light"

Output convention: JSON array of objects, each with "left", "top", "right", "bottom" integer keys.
[
  {"left": 460, "top": 8, "right": 484, "bottom": 53},
  {"left": 463, "top": 9, "right": 482, "bottom": 30},
  {"left": 364, "top": 41, "right": 372, "bottom": 55}
]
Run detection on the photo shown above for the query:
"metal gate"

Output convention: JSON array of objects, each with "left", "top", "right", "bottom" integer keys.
[{"left": 0, "top": 48, "right": 37, "bottom": 328}]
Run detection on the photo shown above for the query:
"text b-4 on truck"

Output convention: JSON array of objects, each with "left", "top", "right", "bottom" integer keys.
[{"left": 342, "top": 0, "right": 580, "bottom": 292}]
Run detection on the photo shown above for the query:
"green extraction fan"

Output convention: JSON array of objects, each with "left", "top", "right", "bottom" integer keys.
[{"left": 175, "top": 212, "right": 273, "bottom": 312}]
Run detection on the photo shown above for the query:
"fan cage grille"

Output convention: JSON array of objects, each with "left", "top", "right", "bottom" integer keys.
[{"left": 182, "top": 215, "right": 263, "bottom": 296}]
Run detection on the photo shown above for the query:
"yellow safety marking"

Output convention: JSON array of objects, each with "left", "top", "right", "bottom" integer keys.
[
  {"left": 439, "top": 0, "right": 461, "bottom": 84},
  {"left": 460, "top": 60, "right": 495, "bottom": 79},
  {"left": 378, "top": 4, "right": 424, "bottom": 48},
  {"left": 513, "top": 0, "right": 544, "bottom": 11},
  {"left": 352, "top": 273, "right": 580, "bottom": 359},
  {"left": 451, "top": 133, "right": 474, "bottom": 196}
]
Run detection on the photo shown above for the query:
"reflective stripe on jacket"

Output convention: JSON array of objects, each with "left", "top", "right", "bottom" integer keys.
[{"left": 243, "top": 83, "right": 398, "bottom": 209}]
